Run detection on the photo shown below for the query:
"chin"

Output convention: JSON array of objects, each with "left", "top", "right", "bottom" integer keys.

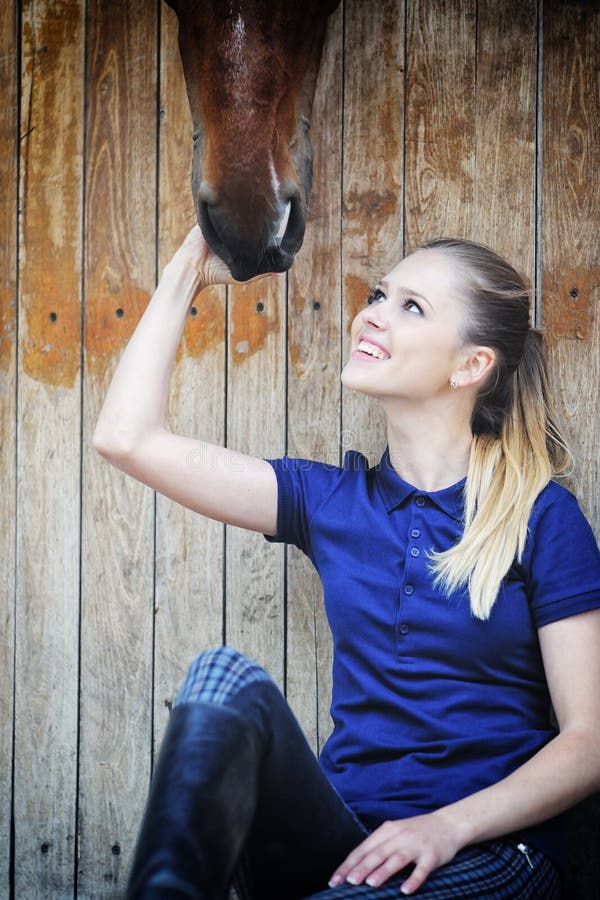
[{"left": 341, "top": 365, "right": 376, "bottom": 396}]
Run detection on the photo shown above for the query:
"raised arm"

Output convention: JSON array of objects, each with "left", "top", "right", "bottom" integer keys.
[{"left": 92, "top": 227, "right": 279, "bottom": 535}]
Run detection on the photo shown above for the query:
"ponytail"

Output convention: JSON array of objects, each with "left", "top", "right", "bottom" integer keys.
[{"left": 418, "top": 240, "right": 572, "bottom": 619}]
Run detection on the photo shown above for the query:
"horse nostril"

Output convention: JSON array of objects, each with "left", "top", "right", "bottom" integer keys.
[
  {"left": 198, "top": 180, "right": 218, "bottom": 206},
  {"left": 199, "top": 199, "right": 228, "bottom": 262}
]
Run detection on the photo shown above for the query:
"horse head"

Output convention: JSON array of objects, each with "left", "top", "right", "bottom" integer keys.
[{"left": 164, "top": 0, "right": 340, "bottom": 281}]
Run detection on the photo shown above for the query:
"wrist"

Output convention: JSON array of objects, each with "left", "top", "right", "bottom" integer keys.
[
  {"left": 161, "top": 256, "right": 206, "bottom": 300},
  {"left": 431, "top": 804, "right": 477, "bottom": 850}
]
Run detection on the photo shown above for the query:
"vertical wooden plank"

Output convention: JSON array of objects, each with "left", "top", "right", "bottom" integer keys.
[
  {"left": 541, "top": 0, "right": 600, "bottom": 536},
  {"left": 285, "top": 6, "right": 343, "bottom": 751},
  {"left": 342, "top": 0, "right": 405, "bottom": 479},
  {"left": 541, "top": 7, "right": 600, "bottom": 889},
  {"left": 154, "top": 3, "right": 227, "bottom": 745},
  {"left": 404, "top": 0, "right": 476, "bottom": 247},
  {"left": 0, "top": 0, "right": 17, "bottom": 891},
  {"left": 224, "top": 292, "right": 286, "bottom": 683},
  {"left": 15, "top": 0, "right": 83, "bottom": 894},
  {"left": 472, "top": 0, "right": 537, "bottom": 282},
  {"left": 541, "top": 5, "right": 600, "bottom": 895},
  {"left": 224, "top": 243, "right": 286, "bottom": 671},
  {"left": 80, "top": 0, "right": 157, "bottom": 893}
]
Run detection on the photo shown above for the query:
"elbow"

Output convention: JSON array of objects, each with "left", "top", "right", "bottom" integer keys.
[{"left": 92, "top": 421, "right": 139, "bottom": 464}]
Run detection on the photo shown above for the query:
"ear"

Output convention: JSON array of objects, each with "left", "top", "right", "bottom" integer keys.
[{"left": 455, "top": 345, "right": 496, "bottom": 389}]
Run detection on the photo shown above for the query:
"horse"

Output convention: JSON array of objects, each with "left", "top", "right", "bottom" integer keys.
[{"left": 164, "top": 0, "right": 341, "bottom": 281}]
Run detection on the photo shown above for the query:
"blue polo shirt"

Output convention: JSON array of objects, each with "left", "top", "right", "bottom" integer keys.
[{"left": 265, "top": 448, "right": 600, "bottom": 867}]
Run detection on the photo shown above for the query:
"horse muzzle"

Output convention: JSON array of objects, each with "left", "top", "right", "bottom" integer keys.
[{"left": 198, "top": 192, "right": 306, "bottom": 282}]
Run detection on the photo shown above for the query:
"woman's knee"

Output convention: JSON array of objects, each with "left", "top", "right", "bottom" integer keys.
[{"left": 175, "top": 645, "right": 274, "bottom": 707}]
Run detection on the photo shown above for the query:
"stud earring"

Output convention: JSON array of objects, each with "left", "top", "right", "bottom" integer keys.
[{"left": 450, "top": 377, "right": 458, "bottom": 390}]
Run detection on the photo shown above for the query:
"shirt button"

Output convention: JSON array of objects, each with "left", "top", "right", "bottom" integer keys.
[
  {"left": 416, "top": 497, "right": 425, "bottom": 507},
  {"left": 404, "top": 584, "right": 414, "bottom": 595},
  {"left": 410, "top": 547, "right": 420, "bottom": 558},
  {"left": 411, "top": 528, "right": 421, "bottom": 538},
  {"left": 400, "top": 623, "right": 409, "bottom": 635}
]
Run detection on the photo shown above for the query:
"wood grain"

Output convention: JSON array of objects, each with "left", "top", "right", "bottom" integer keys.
[
  {"left": 15, "top": 0, "right": 83, "bottom": 894},
  {"left": 542, "top": 4, "right": 600, "bottom": 893},
  {"left": 0, "top": 0, "right": 17, "bottom": 890},
  {"left": 341, "top": 0, "right": 405, "bottom": 473},
  {"left": 541, "top": 0, "right": 600, "bottom": 536},
  {"left": 472, "top": 0, "right": 537, "bottom": 284},
  {"left": 79, "top": 0, "right": 157, "bottom": 894},
  {"left": 285, "top": 4, "right": 343, "bottom": 751},
  {"left": 224, "top": 274, "right": 286, "bottom": 684},
  {"left": 153, "top": 3, "right": 227, "bottom": 746},
  {"left": 404, "top": 0, "right": 476, "bottom": 246}
]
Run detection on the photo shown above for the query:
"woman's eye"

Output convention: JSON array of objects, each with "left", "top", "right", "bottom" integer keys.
[
  {"left": 405, "top": 299, "right": 423, "bottom": 315},
  {"left": 366, "top": 288, "right": 386, "bottom": 305}
]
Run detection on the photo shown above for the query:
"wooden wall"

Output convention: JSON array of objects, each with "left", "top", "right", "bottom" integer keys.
[{"left": 1, "top": 0, "right": 598, "bottom": 896}]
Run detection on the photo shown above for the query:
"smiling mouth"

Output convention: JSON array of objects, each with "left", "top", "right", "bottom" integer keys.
[{"left": 356, "top": 339, "right": 389, "bottom": 360}]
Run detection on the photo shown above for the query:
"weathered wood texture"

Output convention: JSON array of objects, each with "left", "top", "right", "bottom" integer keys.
[
  {"left": 79, "top": 1, "right": 157, "bottom": 895},
  {"left": 2, "top": 1, "right": 599, "bottom": 896},
  {"left": 15, "top": 2, "right": 83, "bottom": 896},
  {"left": 0, "top": 0, "right": 17, "bottom": 893},
  {"left": 541, "top": 5, "right": 600, "bottom": 895}
]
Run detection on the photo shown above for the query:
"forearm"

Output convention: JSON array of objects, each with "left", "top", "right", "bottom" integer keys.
[
  {"left": 436, "top": 727, "right": 600, "bottom": 848},
  {"left": 93, "top": 261, "right": 203, "bottom": 454}
]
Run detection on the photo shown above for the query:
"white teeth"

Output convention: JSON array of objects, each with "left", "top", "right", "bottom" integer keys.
[{"left": 358, "top": 339, "right": 387, "bottom": 359}]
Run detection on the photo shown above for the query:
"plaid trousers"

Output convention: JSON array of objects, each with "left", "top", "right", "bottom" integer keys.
[{"left": 300, "top": 840, "right": 561, "bottom": 899}]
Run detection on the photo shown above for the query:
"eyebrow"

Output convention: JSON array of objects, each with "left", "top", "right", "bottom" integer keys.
[{"left": 378, "top": 280, "right": 433, "bottom": 311}]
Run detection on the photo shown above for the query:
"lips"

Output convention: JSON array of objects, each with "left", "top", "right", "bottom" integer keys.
[{"left": 355, "top": 337, "right": 390, "bottom": 360}]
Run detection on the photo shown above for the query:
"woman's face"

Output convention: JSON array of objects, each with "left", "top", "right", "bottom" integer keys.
[{"left": 341, "top": 249, "right": 469, "bottom": 403}]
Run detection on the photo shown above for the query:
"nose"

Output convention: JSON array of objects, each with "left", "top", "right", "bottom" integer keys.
[
  {"left": 198, "top": 186, "right": 306, "bottom": 282},
  {"left": 361, "top": 302, "right": 387, "bottom": 330}
]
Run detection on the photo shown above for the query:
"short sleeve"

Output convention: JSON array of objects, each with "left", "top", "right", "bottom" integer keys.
[
  {"left": 526, "top": 483, "right": 600, "bottom": 628},
  {"left": 263, "top": 451, "right": 370, "bottom": 557},
  {"left": 262, "top": 456, "right": 344, "bottom": 555}
]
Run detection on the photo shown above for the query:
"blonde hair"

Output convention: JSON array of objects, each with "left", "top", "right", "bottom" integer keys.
[{"left": 417, "top": 239, "right": 572, "bottom": 619}]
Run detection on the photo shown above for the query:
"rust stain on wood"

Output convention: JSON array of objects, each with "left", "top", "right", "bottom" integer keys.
[
  {"left": 0, "top": 285, "right": 16, "bottom": 373},
  {"left": 22, "top": 266, "right": 80, "bottom": 389},
  {"left": 344, "top": 189, "right": 398, "bottom": 222},
  {"left": 344, "top": 273, "right": 371, "bottom": 335},
  {"left": 542, "top": 268, "right": 597, "bottom": 343},
  {"left": 85, "top": 285, "right": 149, "bottom": 380},
  {"left": 230, "top": 285, "right": 279, "bottom": 363},
  {"left": 181, "top": 289, "right": 224, "bottom": 360},
  {"left": 343, "top": 188, "right": 399, "bottom": 256}
]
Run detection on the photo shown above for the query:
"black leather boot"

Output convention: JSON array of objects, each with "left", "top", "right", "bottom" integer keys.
[{"left": 126, "top": 701, "right": 262, "bottom": 900}]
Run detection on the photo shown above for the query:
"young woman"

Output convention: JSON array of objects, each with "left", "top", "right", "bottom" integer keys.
[{"left": 93, "top": 226, "right": 600, "bottom": 899}]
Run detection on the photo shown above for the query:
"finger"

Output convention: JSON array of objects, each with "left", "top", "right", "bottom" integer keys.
[
  {"left": 181, "top": 224, "right": 204, "bottom": 246},
  {"left": 347, "top": 843, "right": 414, "bottom": 887},
  {"left": 399, "top": 861, "right": 434, "bottom": 896},
  {"left": 328, "top": 828, "right": 395, "bottom": 885}
]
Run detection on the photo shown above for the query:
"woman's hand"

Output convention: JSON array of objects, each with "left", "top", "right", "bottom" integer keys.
[
  {"left": 165, "top": 224, "right": 233, "bottom": 286},
  {"left": 165, "top": 224, "right": 271, "bottom": 288},
  {"left": 328, "top": 812, "right": 462, "bottom": 896}
]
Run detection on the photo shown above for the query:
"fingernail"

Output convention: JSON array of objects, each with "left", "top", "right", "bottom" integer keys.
[
  {"left": 328, "top": 876, "right": 342, "bottom": 887},
  {"left": 347, "top": 875, "right": 360, "bottom": 885}
]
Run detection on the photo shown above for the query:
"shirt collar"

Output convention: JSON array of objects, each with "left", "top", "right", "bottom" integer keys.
[{"left": 374, "top": 447, "right": 465, "bottom": 522}]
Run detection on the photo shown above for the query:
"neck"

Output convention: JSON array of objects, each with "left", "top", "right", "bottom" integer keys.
[{"left": 384, "top": 399, "right": 473, "bottom": 492}]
